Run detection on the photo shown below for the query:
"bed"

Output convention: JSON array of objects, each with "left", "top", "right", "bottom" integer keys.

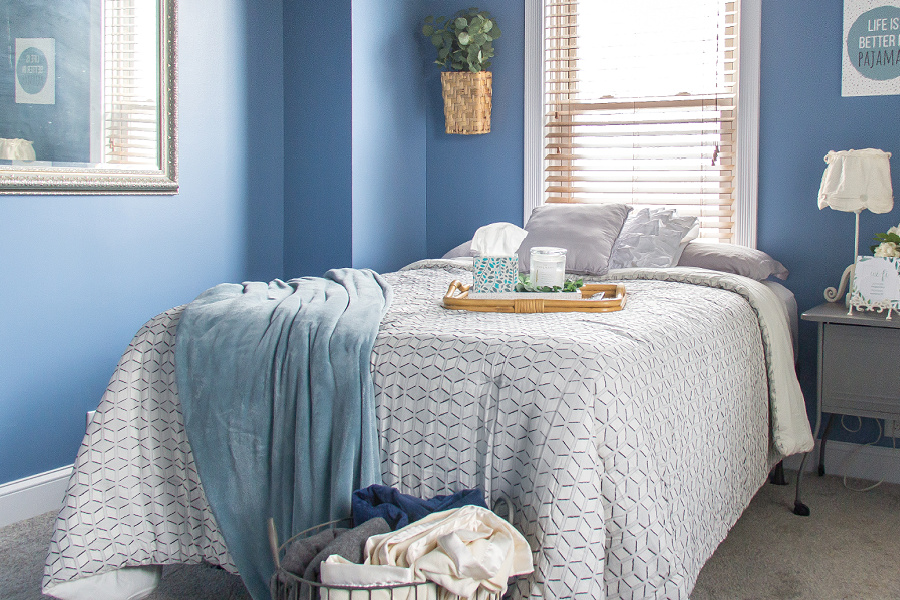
[
  {"left": 41, "top": 250, "right": 813, "bottom": 600},
  {"left": 41, "top": 191, "right": 811, "bottom": 600}
]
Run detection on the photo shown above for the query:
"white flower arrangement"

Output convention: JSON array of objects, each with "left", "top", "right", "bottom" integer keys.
[
  {"left": 871, "top": 225, "right": 900, "bottom": 257},
  {"left": 874, "top": 241, "right": 900, "bottom": 257}
]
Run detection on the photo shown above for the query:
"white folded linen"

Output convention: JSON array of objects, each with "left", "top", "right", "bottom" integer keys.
[
  {"left": 319, "top": 555, "right": 436, "bottom": 600},
  {"left": 364, "top": 505, "right": 533, "bottom": 599}
]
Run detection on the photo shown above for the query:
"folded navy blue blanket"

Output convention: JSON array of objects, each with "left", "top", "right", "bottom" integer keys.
[
  {"left": 175, "top": 269, "right": 392, "bottom": 600},
  {"left": 352, "top": 484, "right": 487, "bottom": 529}
]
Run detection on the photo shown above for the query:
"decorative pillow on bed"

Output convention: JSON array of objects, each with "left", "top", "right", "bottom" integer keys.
[
  {"left": 517, "top": 203, "right": 632, "bottom": 275},
  {"left": 677, "top": 241, "right": 789, "bottom": 280},
  {"left": 442, "top": 240, "right": 474, "bottom": 259},
  {"left": 608, "top": 208, "right": 699, "bottom": 269}
]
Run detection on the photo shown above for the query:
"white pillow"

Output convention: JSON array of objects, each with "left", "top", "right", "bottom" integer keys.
[
  {"left": 674, "top": 219, "right": 701, "bottom": 263},
  {"left": 609, "top": 208, "right": 698, "bottom": 269}
]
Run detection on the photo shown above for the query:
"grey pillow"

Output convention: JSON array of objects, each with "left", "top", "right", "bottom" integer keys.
[
  {"left": 518, "top": 204, "right": 632, "bottom": 276},
  {"left": 677, "top": 241, "right": 789, "bottom": 280},
  {"left": 442, "top": 240, "right": 473, "bottom": 259}
]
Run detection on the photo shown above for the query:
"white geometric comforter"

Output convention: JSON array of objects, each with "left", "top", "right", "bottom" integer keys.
[{"left": 43, "top": 263, "right": 813, "bottom": 600}]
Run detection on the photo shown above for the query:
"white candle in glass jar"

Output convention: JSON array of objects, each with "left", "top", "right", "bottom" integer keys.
[{"left": 530, "top": 247, "right": 567, "bottom": 287}]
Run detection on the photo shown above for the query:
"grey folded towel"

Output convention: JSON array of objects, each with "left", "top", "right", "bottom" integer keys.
[
  {"left": 281, "top": 527, "right": 346, "bottom": 577},
  {"left": 302, "top": 517, "right": 391, "bottom": 582}
]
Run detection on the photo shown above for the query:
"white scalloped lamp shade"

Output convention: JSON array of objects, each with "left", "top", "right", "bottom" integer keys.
[{"left": 817, "top": 148, "right": 893, "bottom": 214}]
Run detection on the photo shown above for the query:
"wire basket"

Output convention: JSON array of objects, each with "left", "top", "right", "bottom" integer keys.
[
  {"left": 269, "top": 518, "right": 476, "bottom": 600},
  {"left": 269, "top": 498, "right": 515, "bottom": 600},
  {"left": 440, "top": 71, "right": 492, "bottom": 135}
]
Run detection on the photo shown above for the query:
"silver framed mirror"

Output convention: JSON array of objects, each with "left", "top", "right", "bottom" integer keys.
[{"left": 0, "top": 0, "right": 177, "bottom": 194}]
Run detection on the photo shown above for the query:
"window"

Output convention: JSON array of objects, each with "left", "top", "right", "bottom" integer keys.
[
  {"left": 103, "top": 0, "right": 159, "bottom": 166},
  {"left": 525, "top": 0, "right": 760, "bottom": 245}
]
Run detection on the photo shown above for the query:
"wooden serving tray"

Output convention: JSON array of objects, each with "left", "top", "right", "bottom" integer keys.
[{"left": 442, "top": 280, "right": 626, "bottom": 313}]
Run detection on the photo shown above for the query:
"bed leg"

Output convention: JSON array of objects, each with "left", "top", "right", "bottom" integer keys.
[
  {"left": 769, "top": 461, "right": 788, "bottom": 485},
  {"left": 818, "top": 413, "right": 836, "bottom": 476},
  {"left": 792, "top": 452, "right": 811, "bottom": 516}
]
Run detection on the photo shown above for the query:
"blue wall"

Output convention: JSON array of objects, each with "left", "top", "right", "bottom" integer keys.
[
  {"left": 284, "top": 0, "right": 427, "bottom": 277},
  {"left": 422, "top": 2, "right": 526, "bottom": 258},
  {"left": 282, "top": 0, "right": 515, "bottom": 276},
  {"left": 759, "top": 0, "right": 900, "bottom": 445},
  {"left": 351, "top": 0, "right": 427, "bottom": 273},
  {"left": 283, "top": 0, "right": 352, "bottom": 277},
  {"left": 0, "top": 0, "right": 284, "bottom": 485}
]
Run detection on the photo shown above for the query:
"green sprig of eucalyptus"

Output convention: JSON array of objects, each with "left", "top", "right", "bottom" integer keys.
[
  {"left": 516, "top": 274, "right": 584, "bottom": 293},
  {"left": 871, "top": 232, "right": 900, "bottom": 253},
  {"left": 422, "top": 8, "right": 501, "bottom": 73}
]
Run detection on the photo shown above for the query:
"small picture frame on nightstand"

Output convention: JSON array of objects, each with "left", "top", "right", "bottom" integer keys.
[{"left": 849, "top": 256, "right": 900, "bottom": 318}]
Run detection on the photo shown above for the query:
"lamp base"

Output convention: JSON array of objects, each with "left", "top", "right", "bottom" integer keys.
[{"left": 824, "top": 264, "right": 854, "bottom": 303}]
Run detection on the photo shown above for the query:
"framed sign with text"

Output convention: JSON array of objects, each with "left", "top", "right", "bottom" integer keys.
[
  {"left": 849, "top": 256, "right": 900, "bottom": 315},
  {"left": 843, "top": 0, "right": 900, "bottom": 96},
  {"left": 14, "top": 38, "right": 55, "bottom": 105}
]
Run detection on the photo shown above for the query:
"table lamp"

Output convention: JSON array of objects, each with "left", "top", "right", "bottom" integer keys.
[{"left": 818, "top": 148, "right": 893, "bottom": 302}]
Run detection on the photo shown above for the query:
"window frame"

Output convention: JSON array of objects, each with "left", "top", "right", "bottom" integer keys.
[{"left": 523, "top": 0, "right": 761, "bottom": 247}]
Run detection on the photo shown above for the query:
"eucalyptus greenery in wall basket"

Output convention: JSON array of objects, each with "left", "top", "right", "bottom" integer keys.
[{"left": 423, "top": 8, "right": 501, "bottom": 134}]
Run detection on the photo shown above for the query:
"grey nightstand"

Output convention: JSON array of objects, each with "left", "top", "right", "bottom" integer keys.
[{"left": 801, "top": 302, "right": 900, "bottom": 476}]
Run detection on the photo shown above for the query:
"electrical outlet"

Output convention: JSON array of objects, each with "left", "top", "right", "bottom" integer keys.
[{"left": 884, "top": 418, "right": 900, "bottom": 438}]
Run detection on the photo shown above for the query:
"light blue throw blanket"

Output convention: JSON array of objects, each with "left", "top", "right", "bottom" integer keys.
[{"left": 174, "top": 268, "right": 391, "bottom": 600}]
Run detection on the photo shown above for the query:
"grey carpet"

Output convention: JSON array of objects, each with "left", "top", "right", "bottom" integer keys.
[
  {"left": 3, "top": 472, "right": 899, "bottom": 600},
  {"left": 0, "top": 511, "right": 251, "bottom": 600},
  {"left": 691, "top": 472, "right": 900, "bottom": 600}
]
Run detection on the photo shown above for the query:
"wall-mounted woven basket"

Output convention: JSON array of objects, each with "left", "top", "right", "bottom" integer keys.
[{"left": 440, "top": 71, "right": 492, "bottom": 134}]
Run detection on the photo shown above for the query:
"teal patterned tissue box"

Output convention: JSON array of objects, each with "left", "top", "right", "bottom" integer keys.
[{"left": 473, "top": 256, "right": 519, "bottom": 293}]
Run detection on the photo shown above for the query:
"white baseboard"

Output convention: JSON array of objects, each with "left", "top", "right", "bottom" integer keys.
[
  {"left": 783, "top": 440, "right": 900, "bottom": 484},
  {"left": 0, "top": 465, "right": 73, "bottom": 529}
]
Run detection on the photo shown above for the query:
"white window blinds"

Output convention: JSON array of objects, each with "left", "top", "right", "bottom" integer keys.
[
  {"left": 104, "top": 0, "right": 159, "bottom": 166},
  {"left": 543, "top": 0, "right": 739, "bottom": 242}
]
